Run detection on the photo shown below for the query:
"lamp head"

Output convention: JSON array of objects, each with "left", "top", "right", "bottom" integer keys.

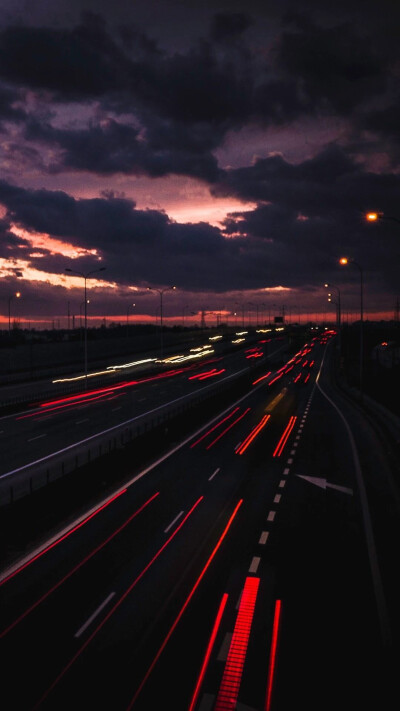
[{"left": 339, "top": 257, "right": 348, "bottom": 265}]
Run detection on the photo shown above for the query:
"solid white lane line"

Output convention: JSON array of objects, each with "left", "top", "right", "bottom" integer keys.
[
  {"left": 267, "top": 511, "right": 276, "bottom": 522},
  {"left": 208, "top": 467, "right": 220, "bottom": 481},
  {"left": 259, "top": 531, "right": 269, "bottom": 544},
  {"left": 74, "top": 592, "right": 115, "bottom": 638},
  {"left": 27, "top": 434, "right": 46, "bottom": 442},
  {"left": 249, "top": 556, "right": 260, "bottom": 573},
  {"left": 164, "top": 511, "right": 184, "bottom": 533}
]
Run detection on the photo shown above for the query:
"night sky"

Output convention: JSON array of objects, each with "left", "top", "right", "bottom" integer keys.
[{"left": 0, "top": 0, "right": 399, "bottom": 327}]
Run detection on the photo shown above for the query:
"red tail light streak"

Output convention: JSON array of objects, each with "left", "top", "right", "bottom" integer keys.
[
  {"left": 206, "top": 408, "right": 251, "bottom": 450},
  {"left": 0, "top": 491, "right": 160, "bottom": 638},
  {"left": 188, "top": 593, "right": 229, "bottom": 711},
  {"left": 236, "top": 414, "right": 271, "bottom": 455},
  {"left": 294, "top": 372, "right": 302, "bottom": 383},
  {"left": 188, "top": 368, "right": 226, "bottom": 381},
  {"left": 190, "top": 408, "right": 241, "bottom": 448},
  {"left": 272, "top": 416, "right": 297, "bottom": 457},
  {"left": 268, "top": 373, "right": 284, "bottom": 386},
  {"left": 126, "top": 499, "right": 243, "bottom": 710},
  {"left": 0, "top": 488, "right": 128, "bottom": 589},
  {"left": 34, "top": 496, "right": 204, "bottom": 710},
  {"left": 253, "top": 371, "right": 271, "bottom": 385},
  {"left": 265, "top": 600, "right": 282, "bottom": 711},
  {"left": 214, "top": 576, "right": 260, "bottom": 711}
]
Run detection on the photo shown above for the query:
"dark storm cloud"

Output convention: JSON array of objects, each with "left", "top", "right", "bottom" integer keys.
[
  {"left": 0, "top": 12, "right": 131, "bottom": 99},
  {"left": 0, "top": 83, "right": 26, "bottom": 122},
  {"left": 212, "top": 144, "right": 400, "bottom": 216},
  {"left": 24, "top": 117, "right": 222, "bottom": 182},
  {"left": 211, "top": 12, "right": 252, "bottom": 41},
  {"left": 0, "top": 9, "right": 396, "bottom": 184},
  {"left": 276, "top": 13, "right": 388, "bottom": 115},
  {"left": 1, "top": 157, "right": 398, "bottom": 302}
]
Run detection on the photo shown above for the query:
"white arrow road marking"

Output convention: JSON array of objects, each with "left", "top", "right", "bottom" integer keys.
[{"left": 297, "top": 475, "right": 353, "bottom": 495}]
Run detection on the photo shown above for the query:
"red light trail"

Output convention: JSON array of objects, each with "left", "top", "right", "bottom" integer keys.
[
  {"left": 0, "top": 491, "right": 159, "bottom": 638},
  {"left": 272, "top": 416, "right": 297, "bottom": 457},
  {"left": 206, "top": 408, "right": 251, "bottom": 450},
  {"left": 0, "top": 488, "right": 128, "bottom": 589},
  {"left": 214, "top": 576, "right": 260, "bottom": 711},
  {"left": 32, "top": 496, "right": 204, "bottom": 710},
  {"left": 236, "top": 414, "right": 271, "bottom": 455},
  {"left": 190, "top": 407, "right": 241, "bottom": 448},
  {"left": 126, "top": 499, "right": 243, "bottom": 710},
  {"left": 188, "top": 593, "right": 229, "bottom": 711},
  {"left": 265, "top": 600, "right": 282, "bottom": 711}
]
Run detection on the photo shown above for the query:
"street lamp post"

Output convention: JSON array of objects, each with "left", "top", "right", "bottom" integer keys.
[
  {"left": 8, "top": 291, "right": 21, "bottom": 334},
  {"left": 340, "top": 258, "right": 363, "bottom": 400},
  {"left": 147, "top": 286, "right": 176, "bottom": 359},
  {"left": 65, "top": 267, "right": 106, "bottom": 387},
  {"left": 325, "top": 282, "right": 342, "bottom": 358},
  {"left": 126, "top": 303, "right": 136, "bottom": 337}
]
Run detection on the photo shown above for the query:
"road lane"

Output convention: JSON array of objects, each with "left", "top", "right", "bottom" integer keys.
[{"left": 1, "top": 331, "right": 396, "bottom": 710}]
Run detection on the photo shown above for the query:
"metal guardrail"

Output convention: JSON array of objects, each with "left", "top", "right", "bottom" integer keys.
[
  {"left": 0, "top": 338, "right": 290, "bottom": 507},
  {"left": 0, "top": 365, "right": 253, "bottom": 507}
]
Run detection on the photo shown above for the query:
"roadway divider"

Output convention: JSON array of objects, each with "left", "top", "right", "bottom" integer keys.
[{"left": 0, "top": 355, "right": 276, "bottom": 508}]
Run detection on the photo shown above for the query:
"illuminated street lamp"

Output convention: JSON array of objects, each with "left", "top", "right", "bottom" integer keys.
[
  {"left": 365, "top": 211, "right": 400, "bottom": 225},
  {"left": 8, "top": 291, "right": 21, "bottom": 333},
  {"left": 324, "top": 282, "right": 341, "bottom": 355},
  {"left": 147, "top": 285, "right": 176, "bottom": 359},
  {"left": 65, "top": 266, "right": 106, "bottom": 387},
  {"left": 340, "top": 257, "right": 364, "bottom": 399}
]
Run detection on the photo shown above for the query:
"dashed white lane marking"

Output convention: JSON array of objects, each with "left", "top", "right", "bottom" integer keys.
[
  {"left": 27, "top": 434, "right": 47, "bottom": 442},
  {"left": 164, "top": 511, "right": 184, "bottom": 533},
  {"left": 249, "top": 556, "right": 261, "bottom": 573},
  {"left": 235, "top": 441, "right": 242, "bottom": 450},
  {"left": 274, "top": 494, "right": 281, "bottom": 504},
  {"left": 287, "top": 458, "right": 293, "bottom": 464},
  {"left": 76, "top": 419, "right": 89, "bottom": 424},
  {"left": 74, "top": 592, "right": 115, "bottom": 638},
  {"left": 296, "top": 435, "right": 300, "bottom": 440},
  {"left": 259, "top": 531, "right": 269, "bottom": 544},
  {"left": 218, "top": 633, "right": 232, "bottom": 661},
  {"left": 279, "top": 479, "right": 286, "bottom": 488},
  {"left": 111, "top": 406, "right": 122, "bottom": 412},
  {"left": 267, "top": 511, "right": 276, "bottom": 522},
  {"left": 293, "top": 442, "right": 298, "bottom": 447},
  {"left": 283, "top": 467, "right": 290, "bottom": 475},
  {"left": 208, "top": 467, "right": 220, "bottom": 481},
  {"left": 290, "top": 449, "right": 296, "bottom": 455}
]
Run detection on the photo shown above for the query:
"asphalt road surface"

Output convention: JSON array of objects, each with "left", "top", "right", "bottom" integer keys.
[{"left": 0, "top": 332, "right": 398, "bottom": 711}]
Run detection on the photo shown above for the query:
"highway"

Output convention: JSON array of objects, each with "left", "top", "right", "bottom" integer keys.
[
  {"left": 0, "top": 332, "right": 398, "bottom": 710},
  {"left": 0, "top": 332, "right": 285, "bottom": 476}
]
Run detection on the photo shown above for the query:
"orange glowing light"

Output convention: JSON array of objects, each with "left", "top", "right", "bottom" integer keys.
[
  {"left": 366, "top": 212, "right": 379, "bottom": 221},
  {"left": 339, "top": 257, "right": 348, "bottom": 265}
]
